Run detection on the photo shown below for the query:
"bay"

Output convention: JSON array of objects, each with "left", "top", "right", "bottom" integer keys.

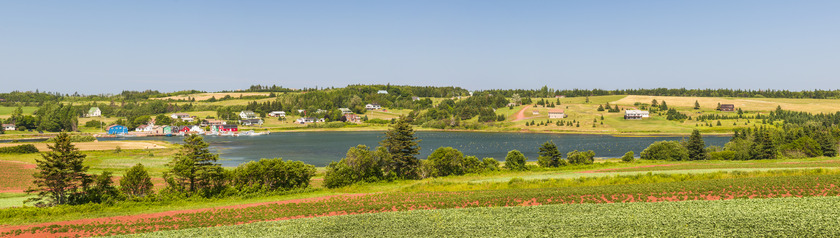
[{"left": 100, "top": 132, "right": 731, "bottom": 167}]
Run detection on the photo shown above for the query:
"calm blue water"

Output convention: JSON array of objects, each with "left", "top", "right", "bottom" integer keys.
[{"left": 99, "top": 132, "right": 731, "bottom": 167}]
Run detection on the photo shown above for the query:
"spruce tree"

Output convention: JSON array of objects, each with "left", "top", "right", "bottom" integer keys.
[
  {"left": 687, "top": 129, "right": 707, "bottom": 160},
  {"left": 537, "top": 141, "right": 565, "bottom": 167},
  {"left": 694, "top": 100, "right": 700, "bottom": 109},
  {"left": 380, "top": 117, "right": 421, "bottom": 179},
  {"left": 164, "top": 134, "right": 226, "bottom": 195},
  {"left": 120, "top": 163, "right": 154, "bottom": 198},
  {"left": 26, "top": 132, "right": 91, "bottom": 207}
]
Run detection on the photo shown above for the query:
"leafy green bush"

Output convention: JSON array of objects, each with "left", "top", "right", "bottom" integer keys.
[
  {"left": 641, "top": 141, "right": 689, "bottom": 161},
  {"left": 324, "top": 145, "right": 390, "bottom": 188},
  {"left": 567, "top": 150, "right": 595, "bottom": 165},
  {"left": 0, "top": 144, "right": 39, "bottom": 153},
  {"left": 709, "top": 151, "right": 737, "bottom": 160},
  {"left": 621, "top": 151, "right": 634, "bottom": 162},
  {"left": 232, "top": 158, "right": 316, "bottom": 192},
  {"left": 482, "top": 158, "right": 500, "bottom": 171},
  {"left": 504, "top": 150, "right": 527, "bottom": 171},
  {"left": 84, "top": 120, "right": 103, "bottom": 128}
]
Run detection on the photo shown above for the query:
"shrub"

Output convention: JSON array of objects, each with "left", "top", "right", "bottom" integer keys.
[
  {"left": 84, "top": 120, "right": 102, "bottom": 128},
  {"left": 482, "top": 158, "right": 500, "bottom": 171},
  {"left": 621, "top": 151, "right": 634, "bottom": 162},
  {"left": 324, "top": 145, "right": 390, "bottom": 188},
  {"left": 232, "top": 158, "right": 316, "bottom": 192},
  {"left": 567, "top": 150, "right": 595, "bottom": 165},
  {"left": 504, "top": 150, "right": 527, "bottom": 171},
  {"left": 641, "top": 141, "right": 689, "bottom": 161},
  {"left": 427, "top": 147, "right": 466, "bottom": 177},
  {"left": 0, "top": 144, "right": 39, "bottom": 154},
  {"left": 709, "top": 151, "right": 737, "bottom": 160}
]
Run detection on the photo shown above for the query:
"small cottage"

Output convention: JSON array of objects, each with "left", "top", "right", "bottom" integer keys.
[
  {"left": 365, "top": 104, "right": 382, "bottom": 110},
  {"left": 239, "top": 111, "right": 257, "bottom": 119},
  {"left": 339, "top": 108, "right": 353, "bottom": 114},
  {"left": 624, "top": 110, "right": 650, "bottom": 120},
  {"left": 240, "top": 119, "right": 264, "bottom": 126},
  {"left": 719, "top": 104, "right": 735, "bottom": 112},
  {"left": 377, "top": 90, "right": 388, "bottom": 94},
  {"left": 2, "top": 124, "right": 15, "bottom": 131},
  {"left": 344, "top": 114, "right": 361, "bottom": 123},
  {"left": 87, "top": 107, "right": 101, "bottom": 117},
  {"left": 296, "top": 117, "right": 317, "bottom": 124},
  {"left": 268, "top": 111, "right": 286, "bottom": 117},
  {"left": 548, "top": 109, "right": 565, "bottom": 119}
]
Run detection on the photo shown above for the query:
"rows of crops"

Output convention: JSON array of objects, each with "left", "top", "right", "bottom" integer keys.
[
  {"left": 0, "top": 161, "right": 35, "bottom": 192},
  {"left": 586, "top": 159, "right": 840, "bottom": 173},
  {"left": 119, "top": 196, "right": 840, "bottom": 237},
  {"left": 4, "top": 173, "right": 840, "bottom": 237}
]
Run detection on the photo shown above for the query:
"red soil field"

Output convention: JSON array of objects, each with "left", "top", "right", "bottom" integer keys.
[{"left": 0, "top": 161, "right": 36, "bottom": 193}]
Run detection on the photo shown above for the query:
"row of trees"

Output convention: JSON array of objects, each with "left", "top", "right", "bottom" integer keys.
[
  {"left": 26, "top": 133, "right": 316, "bottom": 207},
  {"left": 477, "top": 87, "right": 840, "bottom": 99}
]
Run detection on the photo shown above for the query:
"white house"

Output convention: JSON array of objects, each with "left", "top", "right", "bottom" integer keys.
[
  {"left": 548, "top": 109, "right": 565, "bottom": 119},
  {"left": 532, "top": 110, "right": 540, "bottom": 115},
  {"left": 339, "top": 108, "right": 353, "bottom": 114},
  {"left": 625, "top": 110, "right": 650, "bottom": 120},
  {"left": 240, "top": 119, "right": 264, "bottom": 126},
  {"left": 189, "top": 125, "right": 205, "bottom": 134},
  {"left": 365, "top": 103, "right": 381, "bottom": 110},
  {"left": 2, "top": 124, "right": 15, "bottom": 131},
  {"left": 239, "top": 111, "right": 257, "bottom": 119},
  {"left": 268, "top": 111, "right": 286, "bottom": 117},
  {"left": 296, "top": 117, "right": 316, "bottom": 124},
  {"left": 377, "top": 90, "right": 388, "bottom": 94},
  {"left": 170, "top": 113, "right": 194, "bottom": 122},
  {"left": 86, "top": 107, "right": 101, "bottom": 117}
]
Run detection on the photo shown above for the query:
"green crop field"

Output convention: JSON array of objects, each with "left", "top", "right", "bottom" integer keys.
[{"left": 117, "top": 196, "right": 840, "bottom": 238}]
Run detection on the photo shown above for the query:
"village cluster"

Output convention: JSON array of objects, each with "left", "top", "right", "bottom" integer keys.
[{"left": 89, "top": 103, "right": 387, "bottom": 137}]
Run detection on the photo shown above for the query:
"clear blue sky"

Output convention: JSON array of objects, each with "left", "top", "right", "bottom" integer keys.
[{"left": 1, "top": 1, "right": 838, "bottom": 94}]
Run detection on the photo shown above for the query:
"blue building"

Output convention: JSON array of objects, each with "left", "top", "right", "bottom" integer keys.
[{"left": 107, "top": 125, "right": 128, "bottom": 134}]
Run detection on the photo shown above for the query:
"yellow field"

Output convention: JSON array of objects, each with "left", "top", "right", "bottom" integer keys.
[
  {"left": 152, "top": 92, "right": 270, "bottom": 101},
  {"left": 613, "top": 95, "right": 840, "bottom": 114},
  {"left": 0, "top": 141, "right": 170, "bottom": 151}
]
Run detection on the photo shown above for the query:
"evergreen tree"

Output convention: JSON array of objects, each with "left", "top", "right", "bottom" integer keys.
[
  {"left": 120, "top": 163, "right": 154, "bottom": 198},
  {"left": 694, "top": 100, "right": 700, "bottom": 109},
  {"left": 750, "top": 130, "right": 776, "bottom": 160},
  {"left": 651, "top": 99, "right": 659, "bottom": 107},
  {"left": 25, "top": 132, "right": 91, "bottom": 207},
  {"left": 537, "top": 141, "right": 565, "bottom": 167},
  {"left": 597, "top": 105, "right": 604, "bottom": 111},
  {"left": 660, "top": 101, "right": 668, "bottom": 110},
  {"left": 164, "top": 134, "right": 226, "bottom": 196},
  {"left": 380, "top": 117, "right": 421, "bottom": 179},
  {"left": 816, "top": 132, "right": 838, "bottom": 157},
  {"left": 687, "top": 129, "right": 707, "bottom": 160}
]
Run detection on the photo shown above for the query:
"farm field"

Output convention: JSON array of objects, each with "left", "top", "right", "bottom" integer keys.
[
  {"left": 120, "top": 195, "right": 840, "bottom": 238},
  {"left": 2, "top": 170, "right": 839, "bottom": 237}
]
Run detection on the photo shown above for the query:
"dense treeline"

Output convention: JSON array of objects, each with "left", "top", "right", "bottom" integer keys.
[
  {"left": 477, "top": 87, "right": 840, "bottom": 99},
  {"left": 413, "top": 94, "right": 508, "bottom": 129}
]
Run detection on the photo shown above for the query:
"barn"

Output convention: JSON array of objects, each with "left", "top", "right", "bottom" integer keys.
[{"left": 106, "top": 125, "right": 128, "bottom": 135}]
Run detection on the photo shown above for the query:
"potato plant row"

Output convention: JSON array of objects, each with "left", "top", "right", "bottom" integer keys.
[{"left": 5, "top": 174, "right": 840, "bottom": 237}]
